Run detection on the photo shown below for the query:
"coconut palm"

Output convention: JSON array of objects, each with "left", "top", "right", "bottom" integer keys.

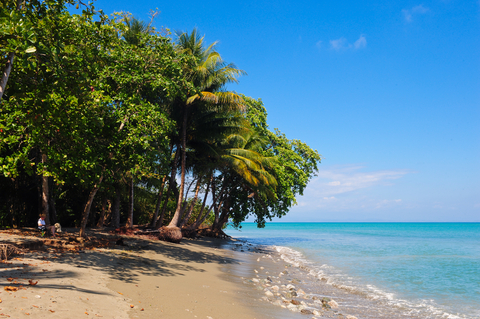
[{"left": 166, "top": 29, "right": 246, "bottom": 228}]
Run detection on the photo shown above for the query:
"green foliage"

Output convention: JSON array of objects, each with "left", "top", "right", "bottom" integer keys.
[{"left": 0, "top": 3, "right": 321, "bottom": 231}]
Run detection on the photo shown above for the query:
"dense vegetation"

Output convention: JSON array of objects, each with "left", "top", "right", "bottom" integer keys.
[{"left": 0, "top": 0, "right": 321, "bottom": 238}]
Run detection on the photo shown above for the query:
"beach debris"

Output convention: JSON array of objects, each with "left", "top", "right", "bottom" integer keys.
[
  {"left": 327, "top": 299, "right": 339, "bottom": 309},
  {"left": 265, "top": 290, "right": 274, "bottom": 297},
  {"left": 254, "top": 269, "right": 258, "bottom": 273},
  {"left": 300, "top": 309, "right": 313, "bottom": 315},
  {"left": 346, "top": 316, "right": 358, "bottom": 319},
  {"left": 312, "top": 309, "right": 323, "bottom": 316},
  {"left": 130, "top": 305, "right": 134, "bottom": 308},
  {"left": 28, "top": 280, "right": 38, "bottom": 286},
  {"left": 35, "top": 295, "right": 41, "bottom": 298},
  {"left": 4, "top": 287, "right": 18, "bottom": 292},
  {"left": 287, "top": 303, "right": 300, "bottom": 312}
]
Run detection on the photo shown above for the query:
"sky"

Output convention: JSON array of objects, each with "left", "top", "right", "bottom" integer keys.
[{"left": 85, "top": 0, "right": 479, "bottom": 222}]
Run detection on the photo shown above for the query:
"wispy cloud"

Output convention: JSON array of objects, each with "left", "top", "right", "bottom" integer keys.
[
  {"left": 312, "top": 165, "right": 408, "bottom": 196},
  {"left": 295, "top": 165, "right": 410, "bottom": 212},
  {"left": 354, "top": 35, "right": 367, "bottom": 49},
  {"left": 330, "top": 37, "right": 348, "bottom": 50},
  {"left": 328, "top": 35, "right": 367, "bottom": 51},
  {"left": 316, "top": 40, "right": 322, "bottom": 49},
  {"left": 402, "top": 4, "right": 429, "bottom": 23}
]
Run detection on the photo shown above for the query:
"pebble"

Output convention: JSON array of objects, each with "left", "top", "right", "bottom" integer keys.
[
  {"left": 328, "top": 300, "right": 339, "bottom": 309},
  {"left": 313, "top": 310, "right": 323, "bottom": 316},
  {"left": 265, "top": 290, "right": 274, "bottom": 297},
  {"left": 301, "top": 309, "right": 313, "bottom": 315},
  {"left": 346, "top": 316, "right": 358, "bottom": 319}
]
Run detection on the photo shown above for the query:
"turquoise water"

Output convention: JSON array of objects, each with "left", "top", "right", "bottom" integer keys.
[{"left": 226, "top": 223, "right": 480, "bottom": 318}]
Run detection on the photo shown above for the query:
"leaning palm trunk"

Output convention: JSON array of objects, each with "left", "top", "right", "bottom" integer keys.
[
  {"left": 168, "top": 110, "right": 188, "bottom": 227},
  {"left": 178, "top": 178, "right": 202, "bottom": 228}
]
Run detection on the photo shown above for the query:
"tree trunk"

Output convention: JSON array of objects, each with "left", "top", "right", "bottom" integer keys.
[
  {"left": 126, "top": 178, "right": 134, "bottom": 228},
  {"left": 97, "top": 196, "right": 107, "bottom": 227},
  {"left": 79, "top": 174, "right": 104, "bottom": 237},
  {"left": 189, "top": 174, "right": 212, "bottom": 229},
  {"left": 0, "top": 50, "right": 15, "bottom": 103},
  {"left": 215, "top": 202, "right": 230, "bottom": 232},
  {"left": 41, "top": 153, "right": 50, "bottom": 225},
  {"left": 48, "top": 177, "right": 58, "bottom": 224},
  {"left": 150, "top": 175, "right": 167, "bottom": 227},
  {"left": 49, "top": 195, "right": 57, "bottom": 225},
  {"left": 179, "top": 178, "right": 202, "bottom": 228},
  {"left": 168, "top": 108, "right": 188, "bottom": 227},
  {"left": 156, "top": 147, "right": 180, "bottom": 229},
  {"left": 111, "top": 183, "right": 121, "bottom": 229},
  {"left": 0, "top": 0, "right": 22, "bottom": 103}
]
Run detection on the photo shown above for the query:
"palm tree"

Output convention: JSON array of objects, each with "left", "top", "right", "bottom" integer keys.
[
  {"left": 121, "top": 15, "right": 154, "bottom": 46},
  {"left": 166, "top": 29, "right": 246, "bottom": 228}
]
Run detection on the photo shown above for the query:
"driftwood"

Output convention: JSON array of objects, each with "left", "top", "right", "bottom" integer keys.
[
  {"left": 0, "top": 243, "right": 22, "bottom": 260},
  {"left": 133, "top": 229, "right": 162, "bottom": 235}
]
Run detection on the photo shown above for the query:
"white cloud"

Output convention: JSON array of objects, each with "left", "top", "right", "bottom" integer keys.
[
  {"left": 402, "top": 4, "right": 429, "bottom": 22},
  {"left": 329, "top": 35, "right": 367, "bottom": 51},
  {"left": 295, "top": 165, "right": 410, "bottom": 212},
  {"left": 330, "top": 37, "right": 348, "bottom": 50},
  {"left": 316, "top": 40, "right": 322, "bottom": 49},
  {"left": 312, "top": 165, "right": 408, "bottom": 196},
  {"left": 353, "top": 35, "right": 367, "bottom": 49}
]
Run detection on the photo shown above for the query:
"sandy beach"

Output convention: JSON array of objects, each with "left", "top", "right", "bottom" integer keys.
[{"left": 0, "top": 230, "right": 298, "bottom": 319}]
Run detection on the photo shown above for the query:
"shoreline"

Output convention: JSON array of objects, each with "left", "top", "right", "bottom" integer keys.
[{"left": 1, "top": 228, "right": 465, "bottom": 319}]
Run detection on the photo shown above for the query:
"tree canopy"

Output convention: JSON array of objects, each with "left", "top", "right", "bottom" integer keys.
[{"left": 0, "top": 0, "right": 321, "bottom": 238}]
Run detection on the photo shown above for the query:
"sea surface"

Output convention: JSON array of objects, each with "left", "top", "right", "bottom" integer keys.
[{"left": 226, "top": 222, "right": 480, "bottom": 319}]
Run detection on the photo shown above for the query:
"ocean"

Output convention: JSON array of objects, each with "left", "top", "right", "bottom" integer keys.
[{"left": 226, "top": 222, "right": 480, "bottom": 319}]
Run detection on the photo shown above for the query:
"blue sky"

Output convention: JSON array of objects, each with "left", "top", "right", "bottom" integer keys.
[{"left": 88, "top": 0, "right": 479, "bottom": 222}]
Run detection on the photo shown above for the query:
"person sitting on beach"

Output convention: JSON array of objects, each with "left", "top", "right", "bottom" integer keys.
[{"left": 38, "top": 215, "right": 55, "bottom": 237}]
